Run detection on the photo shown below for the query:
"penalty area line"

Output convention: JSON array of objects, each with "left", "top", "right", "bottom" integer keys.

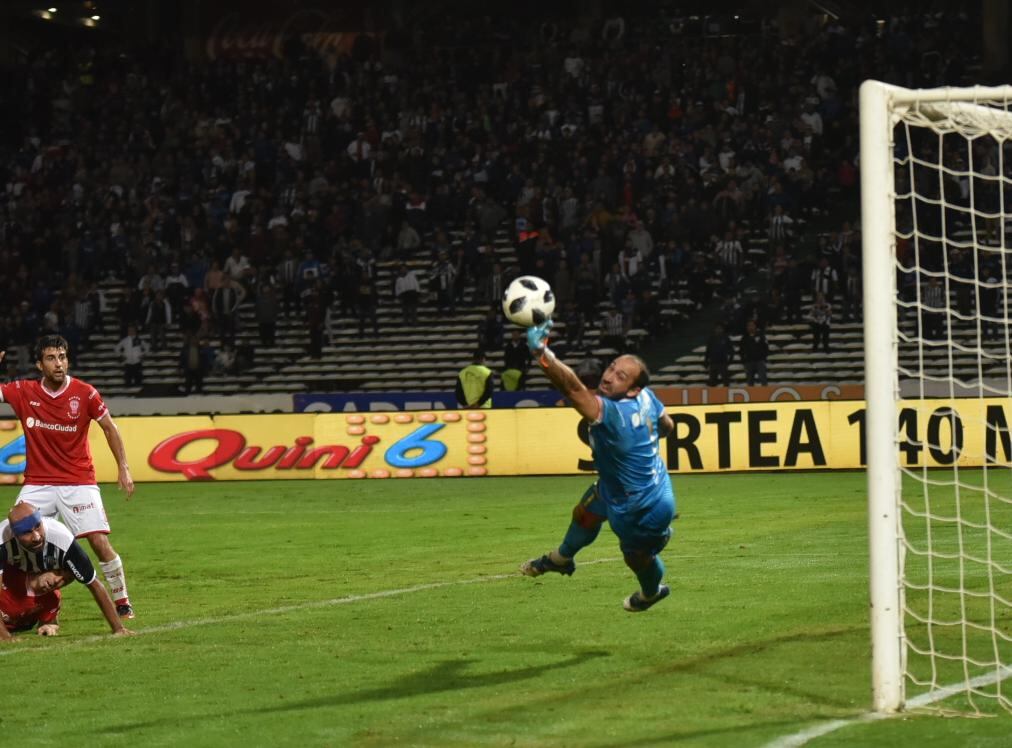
[
  {"left": 0, "top": 557, "right": 620, "bottom": 657},
  {"left": 762, "top": 666, "right": 1012, "bottom": 748}
]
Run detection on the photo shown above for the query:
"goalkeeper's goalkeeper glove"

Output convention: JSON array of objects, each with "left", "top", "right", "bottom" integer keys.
[{"left": 527, "top": 320, "right": 553, "bottom": 357}]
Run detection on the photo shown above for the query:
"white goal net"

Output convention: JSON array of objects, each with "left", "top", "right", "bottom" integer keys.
[{"left": 861, "top": 81, "right": 1012, "bottom": 714}]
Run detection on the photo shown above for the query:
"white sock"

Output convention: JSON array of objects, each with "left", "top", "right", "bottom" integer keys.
[
  {"left": 99, "top": 555, "right": 129, "bottom": 604},
  {"left": 548, "top": 549, "right": 572, "bottom": 565}
]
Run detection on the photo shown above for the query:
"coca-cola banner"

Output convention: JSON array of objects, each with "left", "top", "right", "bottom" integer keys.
[{"left": 204, "top": 7, "right": 374, "bottom": 63}]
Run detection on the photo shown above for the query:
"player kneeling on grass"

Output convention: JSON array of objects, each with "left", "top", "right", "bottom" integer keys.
[
  {"left": 520, "top": 321, "right": 677, "bottom": 612},
  {"left": 0, "top": 503, "right": 134, "bottom": 641},
  {"left": 0, "top": 566, "right": 68, "bottom": 637}
]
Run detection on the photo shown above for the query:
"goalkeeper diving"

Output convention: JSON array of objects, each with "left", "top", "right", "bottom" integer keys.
[{"left": 520, "top": 319, "right": 677, "bottom": 612}]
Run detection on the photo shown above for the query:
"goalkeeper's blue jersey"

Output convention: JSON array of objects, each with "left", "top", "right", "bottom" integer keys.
[{"left": 589, "top": 387, "right": 674, "bottom": 515}]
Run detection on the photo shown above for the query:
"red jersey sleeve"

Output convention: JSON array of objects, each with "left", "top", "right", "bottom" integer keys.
[
  {"left": 85, "top": 384, "right": 109, "bottom": 422},
  {"left": 0, "top": 381, "right": 25, "bottom": 418}
]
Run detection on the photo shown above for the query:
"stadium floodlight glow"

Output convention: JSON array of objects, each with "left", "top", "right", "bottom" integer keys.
[
  {"left": 91, "top": 14, "right": 99, "bottom": 20},
  {"left": 47, "top": 6, "right": 57, "bottom": 11}
]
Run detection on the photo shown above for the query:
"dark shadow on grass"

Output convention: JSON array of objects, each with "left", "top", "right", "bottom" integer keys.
[
  {"left": 102, "top": 626, "right": 866, "bottom": 740},
  {"left": 99, "top": 649, "right": 610, "bottom": 735},
  {"left": 591, "top": 717, "right": 822, "bottom": 747},
  {"left": 458, "top": 623, "right": 867, "bottom": 745}
]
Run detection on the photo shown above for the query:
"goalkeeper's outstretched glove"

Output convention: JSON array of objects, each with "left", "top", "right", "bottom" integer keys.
[{"left": 527, "top": 320, "right": 553, "bottom": 356}]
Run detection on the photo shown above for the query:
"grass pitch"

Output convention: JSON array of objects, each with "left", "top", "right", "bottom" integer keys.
[{"left": 2, "top": 473, "right": 1011, "bottom": 747}]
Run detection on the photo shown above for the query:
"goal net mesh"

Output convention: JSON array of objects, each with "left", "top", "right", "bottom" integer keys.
[{"left": 892, "top": 90, "right": 1012, "bottom": 712}]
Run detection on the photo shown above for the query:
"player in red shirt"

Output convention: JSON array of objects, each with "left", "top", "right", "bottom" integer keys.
[
  {"left": 0, "top": 565, "right": 64, "bottom": 636},
  {"left": 0, "top": 335, "right": 136, "bottom": 619}
]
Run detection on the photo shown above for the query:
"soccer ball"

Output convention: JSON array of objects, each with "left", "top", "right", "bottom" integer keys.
[{"left": 502, "top": 275, "right": 556, "bottom": 327}]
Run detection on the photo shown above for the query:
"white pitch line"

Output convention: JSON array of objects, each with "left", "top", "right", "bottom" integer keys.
[
  {"left": 763, "top": 666, "right": 1012, "bottom": 748},
  {"left": 0, "top": 557, "right": 621, "bottom": 657}
]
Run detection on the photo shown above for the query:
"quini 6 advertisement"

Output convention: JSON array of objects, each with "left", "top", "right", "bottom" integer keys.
[{"left": 1, "top": 399, "right": 1008, "bottom": 482}]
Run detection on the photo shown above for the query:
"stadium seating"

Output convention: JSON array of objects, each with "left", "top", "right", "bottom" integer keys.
[{"left": 72, "top": 226, "right": 695, "bottom": 396}]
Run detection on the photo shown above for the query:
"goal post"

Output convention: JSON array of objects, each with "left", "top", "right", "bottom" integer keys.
[
  {"left": 860, "top": 79, "right": 904, "bottom": 713},
  {"left": 861, "top": 80, "right": 1012, "bottom": 715}
]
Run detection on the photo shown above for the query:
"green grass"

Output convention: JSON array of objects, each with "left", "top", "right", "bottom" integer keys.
[{"left": 1, "top": 473, "right": 1010, "bottom": 747}]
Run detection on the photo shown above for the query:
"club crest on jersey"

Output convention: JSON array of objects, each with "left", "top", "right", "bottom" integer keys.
[{"left": 68, "top": 397, "right": 81, "bottom": 419}]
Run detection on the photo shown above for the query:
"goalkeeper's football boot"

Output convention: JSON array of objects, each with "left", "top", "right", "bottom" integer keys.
[
  {"left": 116, "top": 603, "right": 135, "bottom": 620},
  {"left": 623, "top": 585, "right": 670, "bottom": 612},
  {"left": 520, "top": 553, "right": 576, "bottom": 577}
]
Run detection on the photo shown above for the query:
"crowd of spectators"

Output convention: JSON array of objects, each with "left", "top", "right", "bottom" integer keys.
[{"left": 0, "top": 5, "right": 977, "bottom": 389}]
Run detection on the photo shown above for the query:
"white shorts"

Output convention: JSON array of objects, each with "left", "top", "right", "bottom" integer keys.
[{"left": 16, "top": 485, "right": 110, "bottom": 538}]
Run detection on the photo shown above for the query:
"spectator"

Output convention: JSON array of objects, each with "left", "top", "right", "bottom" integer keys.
[
  {"left": 618, "top": 243, "right": 645, "bottom": 290},
  {"left": 704, "top": 323, "right": 734, "bottom": 387},
  {"left": 396, "top": 222, "right": 421, "bottom": 258},
  {"left": 223, "top": 247, "right": 253, "bottom": 289},
  {"left": 604, "top": 262, "right": 629, "bottom": 306},
  {"left": 575, "top": 355, "right": 603, "bottom": 389},
  {"left": 211, "top": 279, "right": 246, "bottom": 344},
  {"left": 686, "top": 254, "right": 712, "bottom": 311},
  {"left": 841, "top": 259, "right": 862, "bottom": 322},
  {"left": 740, "top": 319, "right": 770, "bottom": 386},
  {"left": 179, "top": 335, "right": 210, "bottom": 395},
  {"left": 714, "top": 229, "right": 744, "bottom": 289},
  {"left": 113, "top": 324, "right": 148, "bottom": 388},
  {"left": 163, "top": 262, "right": 190, "bottom": 319},
  {"left": 297, "top": 251, "right": 322, "bottom": 296},
  {"left": 144, "top": 290, "right": 172, "bottom": 352},
  {"left": 626, "top": 221, "right": 654, "bottom": 260},
  {"left": 137, "top": 264, "right": 165, "bottom": 294},
  {"left": 782, "top": 258, "right": 806, "bottom": 323},
  {"left": 187, "top": 288, "right": 213, "bottom": 340},
  {"left": 501, "top": 329, "right": 532, "bottom": 391},
  {"left": 204, "top": 261, "right": 226, "bottom": 296},
  {"left": 477, "top": 308, "right": 504, "bottom": 352},
  {"left": 811, "top": 256, "right": 839, "bottom": 304},
  {"left": 393, "top": 263, "right": 422, "bottom": 325},
  {"left": 304, "top": 284, "right": 326, "bottom": 357},
  {"left": 255, "top": 284, "right": 280, "bottom": 346},
  {"left": 980, "top": 262, "right": 1001, "bottom": 340},
  {"left": 213, "top": 343, "right": 238, "bottom": 376},
  {"left": 637, "top": 289, "right": 664, "bottom": 337},
  {"left": 563, "top": 300, "right": 586, "bottom": 349},
  {"left": 573, "top": 256, "right": 600, "bottom": 321},
  {"left": 923, "top": 277, "right": 947, "bottom": 340},
  {"left": 602, "top": 307, "right": 625, "bottom": 351},
  {"left": 808, "top": 292, "right": 832, "bottom": 353},
  {"left": 431, "top": 250, "right": 457, "bottom": 314},
  {"left": 620, "top": 290, "right": 639, "bottom": 333},
  {"left": 768, "top": 205, "right": 795, "bottom": 244},
  {"left": 483, "top": 262, "right": 509, "bottom": 307},
  {"left": 455, "top": 350, "right": 493, "bottom": 409},
  {"left": 355, "top": 272, "right": 379, "bottom": 338},
  {"left": 69, "top": 290, "right": 96, "bottom": 353},
  {"left": 277, "top": 249, "right": 301, "bottom": 316}
]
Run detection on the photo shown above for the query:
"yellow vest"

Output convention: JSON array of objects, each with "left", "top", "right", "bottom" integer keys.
[
  {"left": 501, "top": 368, "right": 523, "bottom": 392},
  {"left": 459, "top": 364, "right": 493, "bottom": 408}
]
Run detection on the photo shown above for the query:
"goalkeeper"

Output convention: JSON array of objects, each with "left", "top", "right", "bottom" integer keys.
[{"left": 520, "top": 321, "right": 676, "bottom": 612}]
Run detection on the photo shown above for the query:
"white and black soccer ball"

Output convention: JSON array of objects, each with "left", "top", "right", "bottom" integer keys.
[{"left": 502, "top": 275, "right": 556, "bottom": 327}]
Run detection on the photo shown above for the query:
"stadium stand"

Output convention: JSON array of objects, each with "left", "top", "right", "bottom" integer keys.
[{"left": 0, "top": 6, "right": 982, "bottom": 395}]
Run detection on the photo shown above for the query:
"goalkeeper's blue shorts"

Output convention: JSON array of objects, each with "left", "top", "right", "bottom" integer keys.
[{"left": 581, "top": 482, "right": 675, "bottom": 556}]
